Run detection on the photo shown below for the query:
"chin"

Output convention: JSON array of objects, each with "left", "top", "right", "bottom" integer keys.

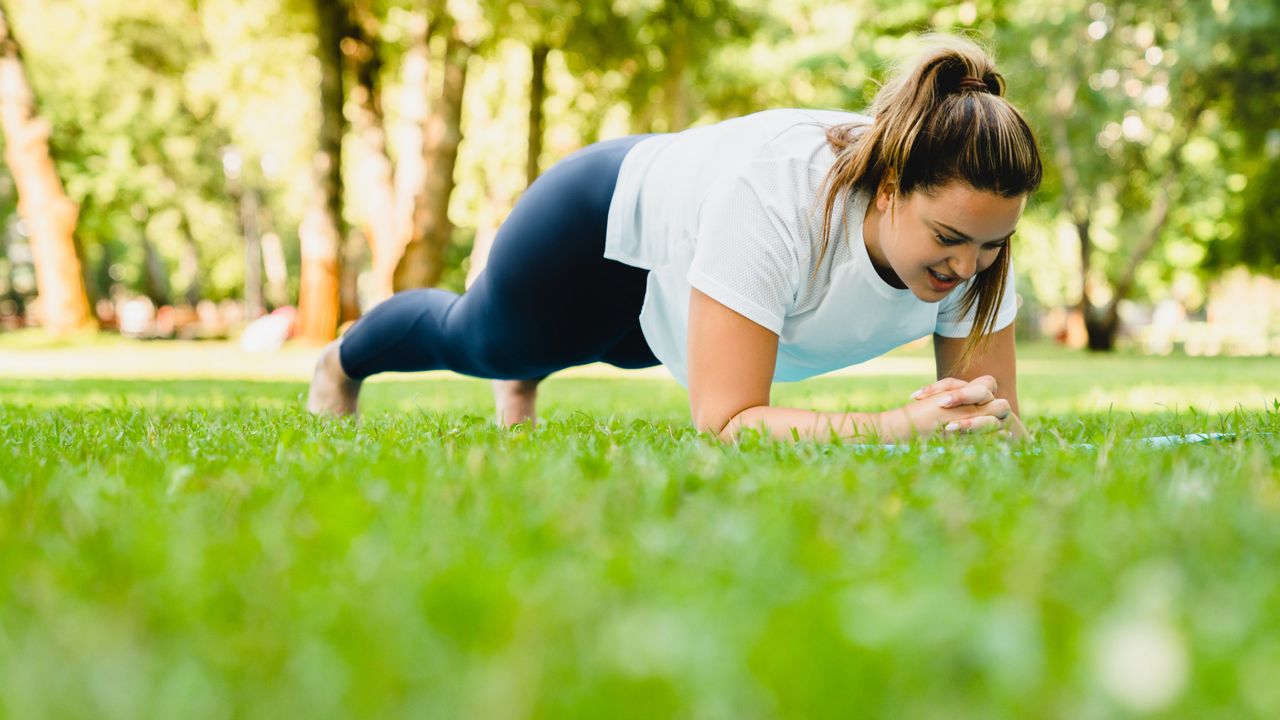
[
  {"left": 909, "top": 286, "right": 943, "bottom": 303},
  {"left": 910, "top": 281, "right": 954, "bottom": 302}
]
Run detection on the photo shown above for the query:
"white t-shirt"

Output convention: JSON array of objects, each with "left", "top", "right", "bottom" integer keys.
[{"left": 604, "top": 108, "right": 1017, "bottom": 387}]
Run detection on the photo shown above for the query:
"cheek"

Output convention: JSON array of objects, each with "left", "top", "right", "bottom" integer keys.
[
  {"left": 881, "top": 213, "right": 898, "bottom": 242},
  {"left": 886, "top": 225, "right": 934, "bottom": 262},
  {"left": 977, "top": 250, "right": 1003, "bottom": 272}
]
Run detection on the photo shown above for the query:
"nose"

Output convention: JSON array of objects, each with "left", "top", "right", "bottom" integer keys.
[{"left": 948, "top": 246, "right": 979, "bottom": 280}]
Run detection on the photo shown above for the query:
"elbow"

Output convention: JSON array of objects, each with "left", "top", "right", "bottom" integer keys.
[
  {"left": 691, "top": 406, "right": 732, "bottom": 438},
  {"left": 690, "top": 403, "right": 759, "bottom": 441}
]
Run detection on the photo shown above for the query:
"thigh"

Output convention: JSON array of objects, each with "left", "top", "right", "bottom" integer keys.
[
  {"left": 446, "top": 136, "right": 653, "bottom": 370},
  {"left": 598, "top": 323, "right": 659, "bottom": 369}
]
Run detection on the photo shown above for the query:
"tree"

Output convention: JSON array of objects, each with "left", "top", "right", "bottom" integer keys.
[
  {"left": 343, "top": 0, "right": 403, "bottom": 305},
  {"left": 393, "top": 12, "right": 475, "bottom": 291},
  {"left": 0, "top": 1, "right": 92, "bottom": 334},
  {"left": 10, "top": 0, "right": 259, "bottom": 316},
  {"left": 221, "top": 147, "right": 265, "bottom": 318},
  {"left": 489, "top": 0, "right": 631, "bottom": 180},
  {"left": 607, "top": 0, "right": 762, "bottom": 133},
  {"left": 1002, "top": 0, "right": 1275, "bottom": 350},
  {"left": 343, "top": 0, "right": 474, "bottom": 301},
  {"left": 1200, "top": 3, "right": 1280, "bottom": 275},
  {"left": 295, "top": 0, "right": 347, "bottom": 344},
  {"left": 456, "top": 0, "right": 631, "bottom": 283}
]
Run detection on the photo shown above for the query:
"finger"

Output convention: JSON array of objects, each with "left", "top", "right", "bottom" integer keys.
[
  {"left": 1004, "top": 411, "right": 1030, "bottom": 440},
  {"left": 974, "top": 398, "right": 1012, "bottom": 420},
  {"left": 935, "top": 383, "right": 997, "bottom": 409},
  {"left": 911, "top": 377, "right": 968, "bottom": 400},
  {"left": 943, "top": 415, "right": 1003, "bottom": 434},
  {"left": 970, "top": 375, "right": 998, "bottom": 394}
]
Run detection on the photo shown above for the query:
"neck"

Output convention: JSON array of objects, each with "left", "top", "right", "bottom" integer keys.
[{"left": 862, "top": 199, "right": 906, "bottom": 289}]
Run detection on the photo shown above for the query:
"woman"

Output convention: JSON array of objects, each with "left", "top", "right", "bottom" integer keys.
[{"left": 308, "top": 35, "right": 1042, "bottom": 443}]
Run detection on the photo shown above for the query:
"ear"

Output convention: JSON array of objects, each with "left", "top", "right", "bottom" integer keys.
[
  {"left": 875, "top": 176, "right": 898, "bottom": 213},
  {"left": 875, "top": 184, "right": 896, "bottom": 212}
]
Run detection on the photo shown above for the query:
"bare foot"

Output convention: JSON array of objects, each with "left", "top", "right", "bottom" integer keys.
[
  {"left": 307, "top": 340, "right": 362, "bottom": 417},
  {"left": 493, "top": 379, "right": 539, "bottom": 427}
]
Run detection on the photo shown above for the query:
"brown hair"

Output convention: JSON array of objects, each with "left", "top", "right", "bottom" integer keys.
[{"left": 820, "top": 35, "right": 1043, "bottom": 366}]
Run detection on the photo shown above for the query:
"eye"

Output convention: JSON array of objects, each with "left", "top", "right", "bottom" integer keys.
[
  {"left": 934, "top": 233, "right": 965, "bottom": 247},
  {"left": 982, "top": 241, "right": 1009, "bottom": 252}
]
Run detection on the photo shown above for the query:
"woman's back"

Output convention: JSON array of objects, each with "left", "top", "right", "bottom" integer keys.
[{"left": 605, "top": 107, "right": 867, "bottom": 271}]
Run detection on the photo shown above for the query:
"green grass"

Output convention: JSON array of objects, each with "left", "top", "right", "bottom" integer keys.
[{"left": 2, "top": 350, "right": 1279, "bottom": 719}]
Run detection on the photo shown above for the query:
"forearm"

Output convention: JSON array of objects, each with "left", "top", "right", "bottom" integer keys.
[{"left": 720, "top": 405, "right": 912, "bottom": 443}]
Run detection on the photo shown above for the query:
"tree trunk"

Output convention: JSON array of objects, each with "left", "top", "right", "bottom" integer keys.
[
  {"left": 1075, "top": 219, "right": 1092, "bottom": 316},
  {"left": 346, "top": 7, "right": 401, "bottom": 307},
  {"left": 1071, "top": 214, "right": 1100, "bottom": 351},
  {"left": 91, "top": 238, "right": 112, "bottom": 308},
  {"left": 240, "top": 186, "right": 264, "bottom": 319},
  {"left": 527, "top": 42, "right": 548, "bottom": 188},
  {"left": 179, "top": 233, "right": 201, "bottom": 307},
  {"left": 225, "top": 167, "right": 265, "bottom": 318},
  {"left": 340, "top": 229, "right": 364, "bottom": 325},
  {"left": 260, "top": 230, "right": 289, "bottom": 309},
  {"left": 464, "top": 39, "right": 533, "bottom": 290},
  {"left": 394, "top": 23, "right": 471, "bottom": 290},
  {"left": 139, "top": 229, "right": 171, "bottom": 307},
  {"left": 0, "top": 3, "right": 92, "bottom": 334},
  {"left": 297, "top": 0, "right": 346, "bottom": 344},
  {"left": 1080, "top": 177, "right": 1176, "bottom": 352},
  {"left": 663, "top": 21, "right": 689, "bottom": 132},
  {"left": 177, "top": 210, "right": 202, "bottom": 307},
  {"left": 1084, "top": 313, "right": 1119, "bottom": 351},
  {"left": 1077, "top": 101, "right": 1203, "bottom": 352},
  {"left": 390, "top": 13, "right": 431, "bottom": 285},
  {"left": 1046, "top": 74, "right": 1094, "bottom": 345}
]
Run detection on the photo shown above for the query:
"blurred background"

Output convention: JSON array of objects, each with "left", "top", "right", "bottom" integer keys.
[{"left": 1, "top": 0, "right": 1278, "bottom": 357}]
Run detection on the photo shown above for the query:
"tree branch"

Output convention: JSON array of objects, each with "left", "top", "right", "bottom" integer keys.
[
  {"left": 1106, "top": 98, "right": 1209, "bottom": 316},
  {"left": 1046, "top": 70, "right": 1096, "bottom": 312}
]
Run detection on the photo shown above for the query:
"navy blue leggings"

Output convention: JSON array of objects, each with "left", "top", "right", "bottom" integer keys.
[{"left": 338, "top": 135, "right": 658, "bottom": 382}]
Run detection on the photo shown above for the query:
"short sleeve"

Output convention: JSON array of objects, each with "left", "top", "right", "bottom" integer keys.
[
  {"left": 687, "top": 171, "right": 805, "bottom": 335},
  {"left": 934, "top": 263, "right": 1018, "bottom": 338}
]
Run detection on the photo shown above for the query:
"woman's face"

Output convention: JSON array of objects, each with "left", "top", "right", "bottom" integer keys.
[{"left": 863, "top": 181, "right": 1026, "bottom": 301}]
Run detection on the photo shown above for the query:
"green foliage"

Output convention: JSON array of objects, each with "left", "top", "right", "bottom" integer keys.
[
  {"left": 1, "top": 356, "right": 1279, "bottom": 717},
  {"left": 1, "top": 0, "right": 1277, "bottom": 314},
  {"left": 9, "top": 0, "right": 240, "bottom": 303},
  {"left": 1218, "top": 154, "right": 1280, "bottom": 273},
  {"left": 996, "top": 0, "right": 1280, "bottom": 307}
]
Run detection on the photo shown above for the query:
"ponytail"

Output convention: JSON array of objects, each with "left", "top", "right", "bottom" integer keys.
[{"left": 820, "top": 35, "right": 1042, "bottom": 367}]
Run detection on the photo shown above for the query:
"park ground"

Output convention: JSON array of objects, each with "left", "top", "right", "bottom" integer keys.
[{"left": 1, "top": 336, "right": 1278, "bottom": 718}]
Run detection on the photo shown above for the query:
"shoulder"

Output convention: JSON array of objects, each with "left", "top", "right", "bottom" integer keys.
[
  {"left": 747, "top": 109, "right": 870, "bottom": 158},
  {"left": 703, "top": 110, "right": 867, "bottom": 191}
]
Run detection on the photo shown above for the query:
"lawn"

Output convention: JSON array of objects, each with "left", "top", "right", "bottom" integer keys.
[{"left": 1, "top": 344, "right": 1278, "bottom": 719}]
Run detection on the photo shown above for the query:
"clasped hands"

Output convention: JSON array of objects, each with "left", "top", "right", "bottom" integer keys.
[{"left": 893, "top": 375, "right": 1027, "bottom": 439}]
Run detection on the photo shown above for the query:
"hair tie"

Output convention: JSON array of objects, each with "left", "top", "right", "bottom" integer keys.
[{"left": 957, "top": 77, "right": 989, "bottom": 93}]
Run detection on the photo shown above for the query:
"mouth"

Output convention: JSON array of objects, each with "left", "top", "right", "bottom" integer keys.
[{"left": 927, "top": 268, "right": 960, "bottom": 292}]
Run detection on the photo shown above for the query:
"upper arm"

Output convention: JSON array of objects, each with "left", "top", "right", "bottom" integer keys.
[
  {"left": 688, "top": 172, "right": 803, "bottom": 335},
  {"left": 687, "top": 287, "right": 777, "bottom": 434},
  {"left": 933, "top": 323, "right": 1020, "bottom": 416}
]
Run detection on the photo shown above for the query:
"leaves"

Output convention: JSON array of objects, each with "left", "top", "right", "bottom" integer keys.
[{"left": 1, "top": 0, "right": 1276, "bottom": 329}]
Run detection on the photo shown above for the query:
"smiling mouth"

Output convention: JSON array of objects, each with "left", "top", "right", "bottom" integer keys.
[{"left": 928, "top": 268, "right": 959, "bottom": 285}]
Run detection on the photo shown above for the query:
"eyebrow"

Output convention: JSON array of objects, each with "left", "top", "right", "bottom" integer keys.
[{"left": 933, "top": 220, "right": 1015, "bottom": 244}]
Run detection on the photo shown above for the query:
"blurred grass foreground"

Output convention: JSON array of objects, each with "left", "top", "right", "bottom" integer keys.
[
  {"left": 2, "top": 0, "right": 1280, "bottom": 715},
  {"left": 2, "top": 340, "right": 1279, "bottom": 718},
  {"left": 2, "top": 0, "right": 1280, "bottom": 354}
]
